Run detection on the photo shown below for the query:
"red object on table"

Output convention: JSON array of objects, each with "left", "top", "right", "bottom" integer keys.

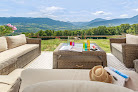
[
  {"left": 93, "top": 45, "right": 96, "bottom": 49},
  {"left": 70, "top": 41, "right": 72, "bottom": 46}
]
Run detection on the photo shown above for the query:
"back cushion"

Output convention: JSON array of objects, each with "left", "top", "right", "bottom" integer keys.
[
  {"left": 0, "top": 37, "right": 8, "bottom": 52},
  {"left": 6, "top": 34, "right": 26, "bottom": 49},
  {"left": 126, "top": 34, "right": 138, "bottom": 44},
  {"left": 22, "top": 80, "right": 134, "bottom": 92}
]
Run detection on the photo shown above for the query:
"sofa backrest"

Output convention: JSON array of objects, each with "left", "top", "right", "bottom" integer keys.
[
  {"left": 22, "top": 80, "right": 134, "bottom": 92},
  {"left": 126, "top": 34, "right": 138, "bottom": 44}
]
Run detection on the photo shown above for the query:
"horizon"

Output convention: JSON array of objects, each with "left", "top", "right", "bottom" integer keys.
[
  {"left": 0, "top": 15, "right": 138, "bottom": 23},
  {"left": 0, "top": 0, "right": 138, "bottom": 22}
]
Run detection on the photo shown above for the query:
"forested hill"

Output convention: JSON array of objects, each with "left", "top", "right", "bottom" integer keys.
[
  {"left": 87, "top": 15, "right": 138, "bottom": 27},
  {"left": 71, "top": 18, "right": 106, "bottom": 26},
  {"left": 0, "top": 17, "right": 73, "bottom": 26},
  {"left": 0, "top": 17, "right": 76, "bottom": 32}
]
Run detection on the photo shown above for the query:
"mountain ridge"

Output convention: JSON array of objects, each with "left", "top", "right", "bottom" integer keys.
[
  {"left": 87, "top": 15, "right": 138, "bottom": 27},
  {"left": 0, "top": 15, "right": 137, "bottom": 32}
]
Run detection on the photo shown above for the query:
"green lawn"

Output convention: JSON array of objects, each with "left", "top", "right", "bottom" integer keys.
[{"left": 41, "top": 39, "right": 110, "bottom": 53}]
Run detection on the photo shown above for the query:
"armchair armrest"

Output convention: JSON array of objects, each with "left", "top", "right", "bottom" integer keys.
[
  {"left": 133, "top": 59, "right": 138, "bottom": 73},
  {"left": 26, "top": 37, "right": 41, "bottom": 53},
  {"left": 110, "top": 38, "right": 126, "bottom": 43},
  {"left": 53, "top": 43, "right": 63, "bottom": 69},
  {"left": 122, "top": 44, "right": 138, "bottom": 68},
  {"left": 110, "top": 38, "right": 126, "bottom": 52}
]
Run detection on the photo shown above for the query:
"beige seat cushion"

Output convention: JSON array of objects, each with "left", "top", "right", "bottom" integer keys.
[
  {"left": 126, "top": 34, "right": 138, "bottom": 44},
  {"left": 0, "top": 37, "right": 8, "bottom": 52},
  {"left": 0, "top": 44, "right": 39, "bottom": 64},
  {"left": 22, "top": 80, "right": 134, "bottom": 92},
  {"left": 111, "top": 43, "right": 122, "bottom": 52},
  {"left": 6, "top": 34, "right": 27, "bottom": 49},
  {"left": 0, "top": 69, "right": 23, "bottom": 92}
]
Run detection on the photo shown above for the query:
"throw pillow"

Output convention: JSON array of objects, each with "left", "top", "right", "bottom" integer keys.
[
  {"left": 126, "top": 34, "right": 138, "bottom": 44},
  {"left": 6, "top": 34, "right": 27, "bottom": 49},
  {"left": 0, "top": 37, "right": 8, "bottom": 52}
]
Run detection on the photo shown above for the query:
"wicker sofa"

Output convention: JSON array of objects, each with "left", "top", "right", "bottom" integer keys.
[
  {"left": 0, "top": 34, "right": 41, "bottom": 75},
  {"left": 110, "top": 34, "right": 138, "bottom": 68}
]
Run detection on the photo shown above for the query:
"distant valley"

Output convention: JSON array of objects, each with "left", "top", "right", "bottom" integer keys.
[{"left": 0, "top": 15, "right": 138, "bottom": 33}]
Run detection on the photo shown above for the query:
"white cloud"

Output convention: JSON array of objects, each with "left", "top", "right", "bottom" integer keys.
[
  {"left": 92, "top": 11, "right": 112, "bottom": 15},
  {"left": 40, "top": 6, "right": 65, "bottom": 14},
  {"left": 133, "top": 8, "right": 138, "bottom": 11},
  {"left": 26, "top": 6, "right": 64, "bottom": 18},
  {"left": 120, "top": 14, "right": 128, "bottom": 18}
]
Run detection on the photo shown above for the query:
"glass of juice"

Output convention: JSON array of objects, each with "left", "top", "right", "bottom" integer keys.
[{"left": 70, "top": 41, "right": 72, "bottom": 46}]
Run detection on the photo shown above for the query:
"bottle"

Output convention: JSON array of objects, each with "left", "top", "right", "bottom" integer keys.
[
  {"left": 87, "top": 40, "right": 90, "bottom": 51},
  {"left": 72, "top": 42, "right": 75, "bottom": 46},
  {"left": 83, "top": 42, "right": 85, "bottom": 49},
  {"left": 85, "top": 43, "right": 87, "bottom": 51},
  {"left": 67, "top": 36, "right": 69, "bottom": 46}
]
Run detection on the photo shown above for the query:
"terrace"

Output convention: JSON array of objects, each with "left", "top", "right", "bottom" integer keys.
[{"left": 0, "top": 34, "right": 138, "bottom": 92}]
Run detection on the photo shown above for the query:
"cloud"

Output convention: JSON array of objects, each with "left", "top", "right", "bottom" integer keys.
[
  {"left": 133, "top": 8, "right": 138, "bottom": 11},
  {"left": 0, "top": 9, "right": 8, "bottom": 11},
  {"left": 40, "top": 6, "right": 65, "bottom": 14},
  {"left": 26, "top": 6, "right": 64, "bottom": 18},
  {"left": 120, "top": 14, "right": 128, "bottom": 18},
  {"left": 92, "top": 11, "right": 112, "bottom": 15}
]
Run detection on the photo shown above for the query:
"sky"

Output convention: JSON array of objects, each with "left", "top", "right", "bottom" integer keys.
[{"left": 0, "top": 0, "right": 138, "bottom": 22}]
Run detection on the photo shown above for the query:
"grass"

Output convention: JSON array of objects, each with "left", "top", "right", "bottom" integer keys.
[{"left": 41, "top": 39, "right": 110, "bottom": 53}]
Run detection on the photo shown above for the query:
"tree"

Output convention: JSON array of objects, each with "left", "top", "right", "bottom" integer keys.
[
  {"left": 120, "top": 24, "right": 131, "bottom": 33},
  {"left": 36, "top": 30, "right": 46, "bottom": 36},
  {"left": 45, "top": 30, "right": 53, "bottom": 36}
]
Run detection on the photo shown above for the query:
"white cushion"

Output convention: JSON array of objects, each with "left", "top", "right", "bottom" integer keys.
[
  {"left": 19, "top": 69, "right": 90, "bottom": 92},
  {"left": 111, "top": 43, "right": 122, "bottom": 52},
  {"left": 0, "top": 37, "right": 7, "bottom": 52},
  {"left": 0, "top": 44, "right": 39, "bottom": 64},
  {"left": 6, "top": 34, "right": 27, "bottom": 49},
  {"left": 22, "top": 80, "right": 134, "bottom": 92},
  {"left": 126, "top": 34, "right": 138, "bottom": 44}
]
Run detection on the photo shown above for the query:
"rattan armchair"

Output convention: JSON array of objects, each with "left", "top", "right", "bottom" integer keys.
[{"left": 110, "top": 38, "right": 138, "bottom": 68}]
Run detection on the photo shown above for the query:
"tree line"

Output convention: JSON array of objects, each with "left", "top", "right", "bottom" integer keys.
[{"left": 23, "top": 24, "right": 138, "bottom": 37}]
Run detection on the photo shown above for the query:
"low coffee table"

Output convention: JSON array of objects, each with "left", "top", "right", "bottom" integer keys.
[{"left": 53, "top": 43, "right": 107, "bottom": 69}]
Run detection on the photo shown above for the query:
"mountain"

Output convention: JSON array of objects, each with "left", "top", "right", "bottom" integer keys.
[
  {"left": 89, "top": 18, "right": 106, "bottom": 24},
  {"left": 71, "top": 18, "right": 106, "bottom": 26},
  {"left": 0, "top": 17, "right": 73, "bottom": 26},
  {"left": 87, "top": 15, "right": 138, "bottom": 27},
  {"left": 0, "top": 17, "right": 76, "bottom": 32},
  {"left": 0, "top": 15, "right": 138, "bottom": 33}
]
